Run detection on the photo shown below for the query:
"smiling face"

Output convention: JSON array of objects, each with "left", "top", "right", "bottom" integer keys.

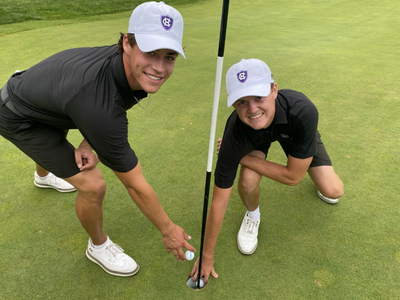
[
  {"left": 232, "top": 83, "right": 278, "bottom": 130},
  {"left": 122, "top": 35, "right": 178, "bottom": 93}
]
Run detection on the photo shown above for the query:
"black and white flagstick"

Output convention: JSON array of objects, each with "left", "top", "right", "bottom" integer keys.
[{"left": 196, "top": 0, "right": 230, "bottom": 290}]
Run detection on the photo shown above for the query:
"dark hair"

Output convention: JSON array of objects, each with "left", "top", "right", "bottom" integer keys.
[{"left": 116, "top": 33, "right": 137, "bottom": 53}]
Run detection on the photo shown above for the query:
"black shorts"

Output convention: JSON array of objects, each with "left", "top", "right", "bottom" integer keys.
[
  {"left": 261, "top": 131, "right": 332, "bottom": 168},
  {"left": 0, "top": 103, "right": 81, "bottom": 178},
  {"left": 307, "top": 131, "right": 332, "bottom": 167}
]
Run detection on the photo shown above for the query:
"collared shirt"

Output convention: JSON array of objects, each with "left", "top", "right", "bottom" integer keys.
[
  {"left": 215, "top": 89, "right": 319, "bottom": 189},
  {"left": 6, "top": 45, "right": 147, "bottom": 172}
]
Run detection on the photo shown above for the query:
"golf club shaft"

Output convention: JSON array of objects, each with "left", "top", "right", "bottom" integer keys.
[{"left": 198, "top": 0, "right": 230, "bottom": 289}]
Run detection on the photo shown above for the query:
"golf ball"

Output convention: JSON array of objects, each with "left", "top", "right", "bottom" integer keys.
[
  {"left": 186, "top": 277, "right": 205, "bottom": 289},
  {"left": 185, "top": 250, "right": 194, "bottom": 260}
]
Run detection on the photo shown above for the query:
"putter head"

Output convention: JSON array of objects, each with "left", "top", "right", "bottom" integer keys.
[{"left": 186, "top": 275, "right": 205, "bottom": 290}]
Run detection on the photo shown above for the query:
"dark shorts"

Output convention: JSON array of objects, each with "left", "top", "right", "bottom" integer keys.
[
  {"left": 0, "top": 103, "right": 81, "bottom": 178},
  {"left": 261, "top": 131, "right": 332, "bottom": 168},
  {"left": 308, "top": 131, "right": 332, "bottom": 168}
]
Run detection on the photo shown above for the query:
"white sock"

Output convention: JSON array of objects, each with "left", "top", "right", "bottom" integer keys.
[
  {"left": 247, "top": 206, "right": 260, "bottom": 219},
  {"left": 91, "top": 236, "right": 109, "bottom": 249}
]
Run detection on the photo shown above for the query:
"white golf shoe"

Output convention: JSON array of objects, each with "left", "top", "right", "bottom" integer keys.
[
  {"left": 317, "top": 190, "right": 339, "bottom": 204},
  {"left": 34, "top": 171, "right": 76, "bottom": 192},
  {"left": 237, "top": 212, "right": 260, "bottom": 255},
  {"left": 86, "top": 238, "right": 139, "bottom": 277}
]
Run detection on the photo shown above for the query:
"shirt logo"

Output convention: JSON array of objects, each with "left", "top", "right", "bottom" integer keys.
[
  {"left": 161, "top": 16, "right": 173, "bottom": 30},
  {"left": 237, "top": 71, "right": 247, "bottom": 83},
  {"left": 281, "top": 134, "right": 289, "bottom": 139}
]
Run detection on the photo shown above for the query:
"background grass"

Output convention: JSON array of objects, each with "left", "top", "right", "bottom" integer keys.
[
  {"left": 0, "top": 0, "right": 203, "bottom": 36},
  {"left": 1, "top": 0, "right": 400, "bottom": 299},
  {"left": 0, "top": 0, "right": 203, "bottom": 25}
]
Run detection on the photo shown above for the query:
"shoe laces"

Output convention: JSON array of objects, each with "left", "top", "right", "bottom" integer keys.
[
  {"left": 106, "top": 243, "right": 124, "bottom": 258},
  {"left": 243, "top": 216, "right": 259, "bottom": 235},
  {"left": 52, "top": 175, "right": 63, "bottom": 185},
  {"left": 49, "top": 173, "right": 71, "bottom": 188},
  {"left": 44, "top": 173, "right": 63, "bottom": 186}
]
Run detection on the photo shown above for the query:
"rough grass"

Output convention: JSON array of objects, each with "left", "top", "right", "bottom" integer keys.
[
  {"left": 0, "top": 0, "right": 207, "bottom": 35},
  {"left": 0, "top": 0, "right": 204, "bottom": 25}
]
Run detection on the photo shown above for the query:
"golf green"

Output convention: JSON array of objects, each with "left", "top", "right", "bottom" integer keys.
[{"left": 1, "top": 0, "right": 400, "bottom": 299}]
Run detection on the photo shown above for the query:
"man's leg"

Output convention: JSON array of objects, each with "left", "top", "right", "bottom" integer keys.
[
  {"left": 238, "top": 151, "right": 265, "bottom": 211},
  {"left": 236, "top": 150, "right": 265, "bottom": 255},
  {"left": 34, "top": 128, "right": 76, "bottom": 193},
  {"left": 36, "top": 164, "right": 49, "bottom": 177},
  {"left": 34, "top": 163, "right": 76, "bottom": 192},
  {"left": 306, "top": 131, "right": 343, "bottom": 204},
  {"left": 308, "top": 165, "right": 343, "bottom": 203},
  {"left": 64, "top": 167, "right": 107, "bottom": 245},
  {"left": 0, "top": 107, "right": 136, "bottom": 275},
  {"left": 64, "top": 169, "right": 139, "bottom": 276}
]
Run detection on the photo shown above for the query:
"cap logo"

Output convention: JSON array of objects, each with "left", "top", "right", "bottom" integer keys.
[
  {"left": 237, "top": 71, "right": 247, "bottom": 83},
  {"left": 161, "top": 16, "right": 173, "bottom": 30}
]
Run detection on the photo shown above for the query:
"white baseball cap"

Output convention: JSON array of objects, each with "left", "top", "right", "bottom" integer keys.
[
  {"left": 128, "top": 1, "right": 185, "bottom": 59},
  {"left": 226, "top": 59, "right": 274, "bottom": 107}
]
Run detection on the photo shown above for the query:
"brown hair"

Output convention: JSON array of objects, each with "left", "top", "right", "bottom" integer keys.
[{"left": 116, "top": 33, "right": 137, "bottom": 53}]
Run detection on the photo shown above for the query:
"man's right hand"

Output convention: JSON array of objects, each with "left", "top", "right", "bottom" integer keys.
[
  {"left": 190, "top": 255, "right": 218, "bottom": 285},
  {"left": 162, "top": 222, "right": 196, "bottom": 261}
]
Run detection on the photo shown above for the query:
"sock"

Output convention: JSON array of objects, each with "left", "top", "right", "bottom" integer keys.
[
  {"left": 35, "top": 171, "right": 48, "bottom": 180},
  {"left": 91, "top": 236, "right": 109, "bottom": 249},
  {"left": 247, "top": 206, "right": 260, "bottom": 219}
]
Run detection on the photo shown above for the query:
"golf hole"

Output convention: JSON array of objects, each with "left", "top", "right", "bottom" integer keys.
[{"left": 186, "top": 276, "right": 205, "bottom": 290}]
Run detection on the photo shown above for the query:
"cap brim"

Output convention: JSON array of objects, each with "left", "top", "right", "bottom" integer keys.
[
  {"left": 227, "top": 84, "right": 271, "bottom": 107},
  {"left": 135, "top": 34, "right": 186, "bottom": 59}
]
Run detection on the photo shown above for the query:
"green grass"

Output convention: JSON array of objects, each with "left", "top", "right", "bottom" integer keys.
[
  {"left": 1, "top": 0, "right": 400, "bottom": 299},
  {"left": 0, "top": 0, "right": 203, "bottom": 25},
  {"left": 0, "top": 0, "right": 204, "bottom": 36}
]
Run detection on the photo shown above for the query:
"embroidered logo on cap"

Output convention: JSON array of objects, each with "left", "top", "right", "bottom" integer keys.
[
  {"left": 161, "top": 16, "right": 173, "bottom": 30},
  {"left": 237, "top": 71, "right": 247, "bottom": 83}
]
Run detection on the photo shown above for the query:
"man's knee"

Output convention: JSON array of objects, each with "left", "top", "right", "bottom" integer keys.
[
  {"left": 308, "top": 165, "right": 343, "bottom": 199},
  {"left": 238, "top": 170, "right": 261, "bottom": 194},
  {"left": 83, "top": 179, "right": 106, "bottom": 199},
  {"left": 326, "top": 182, "right": 344, "bottom": 199},
  {"left": 319, "top": 179, "right": 343, "bottom": 199},
  {"left": 66, "top": 169, "right": 106, "bottom": 199}
]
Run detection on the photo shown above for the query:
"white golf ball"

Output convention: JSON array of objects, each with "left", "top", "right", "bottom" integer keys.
[
  {"left": 185, "top": 250, "right": 194, "bottom": 260},
  {"left": 186, "top": 277, "right": 205, "bottom": 289}
]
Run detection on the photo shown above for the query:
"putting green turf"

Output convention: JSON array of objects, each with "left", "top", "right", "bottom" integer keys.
[{"left": 1, "top": 0, "right": 400, "bottom": 299}]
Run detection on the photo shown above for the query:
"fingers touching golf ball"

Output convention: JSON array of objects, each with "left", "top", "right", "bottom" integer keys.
[{"left": 185, "top": 250, "right": 194, "bottom": 260}]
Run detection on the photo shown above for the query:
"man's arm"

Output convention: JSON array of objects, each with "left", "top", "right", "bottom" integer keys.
[
  {"left": 240, "top": 154, "right": 313, "bottom": 186},
  {"left": 191, "top": 185, "right": 232, "bottom": 283},
  {"left": 113, "top": 162, "right": 195, "bottom": 261}
]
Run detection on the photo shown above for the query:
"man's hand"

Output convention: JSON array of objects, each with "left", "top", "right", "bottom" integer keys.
[
  {"left": 217, "top": 138, "right": 222, "bottom": 155},
  {"left": 162, "top": 223, "right": 196, "bottom": 261},
  {"left": 74, "top": 141, "right": 99, "bottom": 171},
  {"left": 190, "top": 255, "right": 218, "bottom": 285}
]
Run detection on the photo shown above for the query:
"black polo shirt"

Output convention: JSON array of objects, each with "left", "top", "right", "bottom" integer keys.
[
  {"left": 6, "top": 45, "right": 147, "bottom": 173},
  {"left": 215, "top": 89, "right": 319, "bottom": 189}
]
